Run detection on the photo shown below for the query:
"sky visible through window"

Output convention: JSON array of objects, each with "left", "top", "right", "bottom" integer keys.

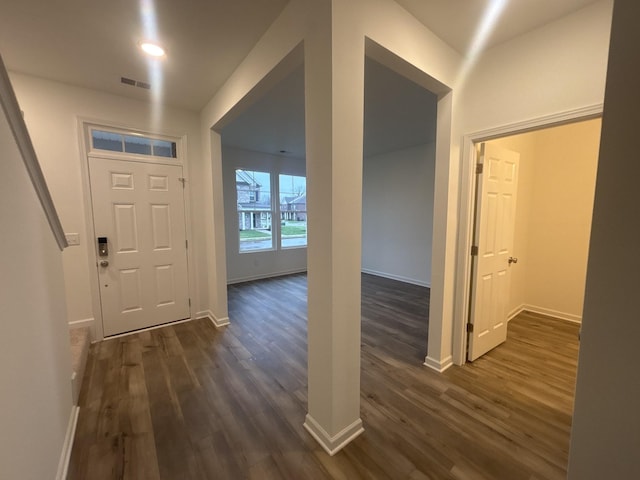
[
  {"left": 279, "top": 174, "right": 305, "bottom": 202},
  {"left": 246, "top": 171, "right": 271, "bottom": 200}
]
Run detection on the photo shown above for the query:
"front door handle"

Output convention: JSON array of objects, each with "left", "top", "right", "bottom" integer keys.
[
  {"left": 508, "top": 257, "right": 518, "bottom": 265},
  {"left": 99, "top": 260, "right": 109, "bottom": 267}
]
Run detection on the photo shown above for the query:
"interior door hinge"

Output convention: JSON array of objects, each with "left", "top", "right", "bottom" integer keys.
[
  {"left": 476, "top": 163, "right": 484, "bottom": 174},
  {"left": 185, "top": 239, "right": 188, "bottom": 249},
  {"left": 471, "top": 245, "right": 478, "bottom": 256},
  {"left": 467, "top": 323, "right": 474, "bottom": 333},
  {"left": 178, "top": 177, "right": 186, "bottom": 187},
  {"left": 188, "top": 298, "right": 191, "bottom": 307}
]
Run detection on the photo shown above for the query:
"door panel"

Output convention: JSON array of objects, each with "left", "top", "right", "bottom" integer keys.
[
  {"left": 89, "top": 157, "right": 190, "bottom": 336},
  {"left": 113, "top": 204, "right": 138, "bottom": 251},
  {"left": 151, "top": 204, "right": 172, "bottom": 249},
  {"left": 468, "top": 143, "right": 520, "bottom": 361}
]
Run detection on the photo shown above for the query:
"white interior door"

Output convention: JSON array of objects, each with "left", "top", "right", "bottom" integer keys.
[
  {"left": 468, "top": 143, "right": 520, "bottom": 361},
  {"left": 89, "top": 157, "right": 190, "bottom": 336}
]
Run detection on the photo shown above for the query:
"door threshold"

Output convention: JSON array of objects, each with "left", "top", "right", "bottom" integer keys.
[{"left": 103, "top": 317, "right": 194, "bottom": 340}]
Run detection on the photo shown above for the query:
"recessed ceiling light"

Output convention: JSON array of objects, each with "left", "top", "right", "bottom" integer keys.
[{"left": 140, "top": 42, "right": 165, "bottom": 57}]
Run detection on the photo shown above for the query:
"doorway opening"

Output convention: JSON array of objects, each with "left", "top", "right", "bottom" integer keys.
[
  {"left": 462, "top": 115, "right": 602, "bottom": 362},
  {"left": 219, "top": 62, "right": 307, "bottom": 285},
  {"left": 360, "top": 55, "right": 438, "bottom": 365},
  {"left": 82, "top": 124, "right": 193, "bottom": 339},
  {"left": 363, "top": 39, "right": 453, "bottom": 372}
]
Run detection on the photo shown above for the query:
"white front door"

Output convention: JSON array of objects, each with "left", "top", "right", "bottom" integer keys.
[
  {"left": 468, "top": 143, "right": 520, "bottom": 361},
  {"left": 89, "top": 157, "right": 190, "bottom": 336}
]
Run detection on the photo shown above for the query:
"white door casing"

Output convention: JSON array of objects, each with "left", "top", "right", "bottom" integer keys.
[
  {"left": 468, "top": 143, "right": 520, "bottom": 361},
  {"left": 89, "top": 157, "right": 190, "bottom": 336}
]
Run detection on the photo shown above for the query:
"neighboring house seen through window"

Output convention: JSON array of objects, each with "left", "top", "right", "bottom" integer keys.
[
  {"left": 236, "top": 169, "right": 273, "bottom": 252},
  {"left": 279, "top": 174, "right": 307, "bottom": 248},
  {"left": 235, "top": 170, "right": 307, "bottom": 253}
]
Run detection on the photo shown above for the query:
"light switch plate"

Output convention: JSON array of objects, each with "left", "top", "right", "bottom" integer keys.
[{"left": 65, "top": 233, "right": 80, "bottom": 246}]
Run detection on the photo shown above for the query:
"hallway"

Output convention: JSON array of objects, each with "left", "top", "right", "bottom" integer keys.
[{"left": 69, "top": 274, "right": 578, "bottom": 479}]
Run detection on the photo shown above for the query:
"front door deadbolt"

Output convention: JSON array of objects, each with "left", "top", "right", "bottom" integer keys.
[{"left": 98, "top": 237, "right": 108, "bottom": 257}]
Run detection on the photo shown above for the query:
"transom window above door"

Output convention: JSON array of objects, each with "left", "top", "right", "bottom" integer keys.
[{"left": 91, "top": 129, "right": 177, "bottom": 159}]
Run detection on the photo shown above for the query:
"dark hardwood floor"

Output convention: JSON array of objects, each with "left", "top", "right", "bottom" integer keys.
[{"left": 69, "top": 273, "right": 579, "bottom": 479}]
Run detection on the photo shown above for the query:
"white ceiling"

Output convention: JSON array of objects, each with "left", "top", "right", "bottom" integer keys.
[
  {"left": 221, "top": 0, "right": 600, "bottom": 158},
  {"left": 0, "top": 0, "right": 289, "bottom": 111},
  {"left": 395, "top": 0, "right": 600, "bottom": 54},
  {"left": 220, "top": 58, "right": 438, "bottom": 159},
  {"left": 220, "top": 64, "right": 306, "bottom": 158},
  {"left": 0, "top": 0, "right": 601, "bottom": 155}
]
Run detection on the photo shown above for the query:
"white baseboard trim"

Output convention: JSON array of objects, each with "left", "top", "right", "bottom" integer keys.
[
  {"left": 507, "top": 304, "right": 526, "bottom": 322},
  {"left": 196, "top": 310, "right": 230, "bottom": 328},
  {"left": 521, "top": 304, "right": 582, "bottom": 324},
  {"left": 303, "top": 414, "right": 364, "bottom": 456},
  {"left": 424, "top": 354, "right": 453, "bottom": 373},
  {"left": 212, "top": 315, "right": 230, "bottom": 328},
  {"left": 56, "top": 405, "right": 79, "bottom": 480},
  {"left": 361, "top": 268, "right": 430, "bottom": 288},
  {"left": 68, "top": 318, "right": 94, "bottom": 329},
  {"left": 68, "top": 317, "right": 96, "bottom": 342},
  {"left": 227, "top": 268, "right": 307, "bottom": 285}
]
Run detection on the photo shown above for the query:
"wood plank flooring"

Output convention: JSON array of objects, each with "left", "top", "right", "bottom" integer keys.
[{"left": 69, "top": 273, "right": 579, "bottom": 479}]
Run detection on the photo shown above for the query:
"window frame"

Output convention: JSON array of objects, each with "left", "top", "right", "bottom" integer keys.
[
  {"left": 87, "top": 125, "right": 180, "bottom": 164},
  {"left": 236, "top": 169, "right": 275, "bottom": 254},
  {"left": 234, "top": 168, "right": 307, "bottom": 254},
  {"left": 278, "top": 173, "right": 307, "bottom": 250}
]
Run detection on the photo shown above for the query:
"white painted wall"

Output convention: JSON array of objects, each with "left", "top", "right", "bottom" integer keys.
[
  {"left": 457, "top": 0, "right": 612, "bottom": 134},
  {"left": 0, "top": 82, "right": 72, "bottom": 479},
  {"left": 524, "top": 120, "right": 600, "bottom": 321},
  {"left": 197, "top": 0, "right": 615, "bottom": 452},
  {"left": 203, "top": 0, "right": 464, "bottom": 389},
  {"left": 568, "top": 1, "right": 640, "bottom": 476},
  {"left": 222, "top": 146, "right": 307, "bottom": 283},
  {"left": 491, "top": 119, "right": 600, "bottom": 322},
  {"left": 0, "top": 0, "right": 621, "bottom": 469},
  {"left": 200, "top": 0, "right": 461, "bottom": 447},
  {"left": 198, "top": 0, "right": 311, "bottom": 328},
  {"left": 362, "top": 143, "right": 435, "bottom": 286},
  {"left": 453, "top": 0, "right": 613, "bottom": 365},
  {"left": 8, "top": 73, "right": 207, "bottom": 333}
]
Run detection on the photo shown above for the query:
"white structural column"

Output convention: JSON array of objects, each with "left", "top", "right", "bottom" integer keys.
[
  {"left": 425, "top": 91, "right": 454, "bottom": 371},
  {"left": 202, "top": 129, "right": 230, "bottom": 327},
  {"left": 303, "top": 0, "right": 365, "bottom": 455}
]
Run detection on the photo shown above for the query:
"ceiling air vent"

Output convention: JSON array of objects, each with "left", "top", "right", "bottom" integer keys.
[{"left": 121, "top": 77, "right": 151, "bottom": 90}]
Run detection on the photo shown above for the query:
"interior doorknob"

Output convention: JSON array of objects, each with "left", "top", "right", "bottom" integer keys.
[
  {"left": 99, "top": 260, "right": 109, "bottom": 267},
  {"left": 508, "top": 257, "right": 518, "bottom": 265}
]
